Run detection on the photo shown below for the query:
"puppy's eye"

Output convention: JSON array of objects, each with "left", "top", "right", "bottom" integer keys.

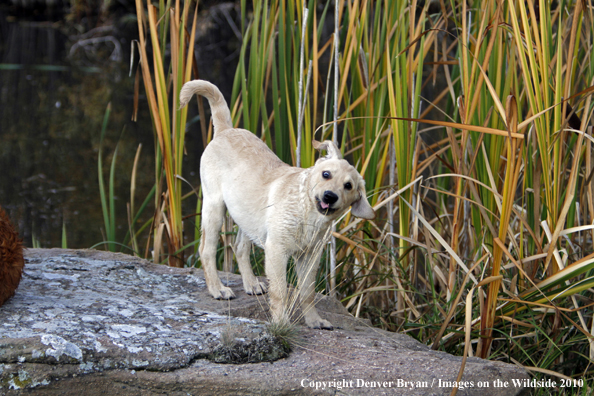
[
  {"left": 322, "top": 171, "right": 331, "bottom": 179},
  {"left": 344, "top": 182, "right": 352, "bottom": 191}
]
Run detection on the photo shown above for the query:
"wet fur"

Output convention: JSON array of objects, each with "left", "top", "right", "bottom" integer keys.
[{"left": 180, "top": 80, "right": 375, "bottom": 329}]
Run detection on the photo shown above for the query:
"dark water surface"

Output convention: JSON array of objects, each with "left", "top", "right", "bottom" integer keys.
[{"left": 0, "top": 4, "right": 240, "bottom": 249}]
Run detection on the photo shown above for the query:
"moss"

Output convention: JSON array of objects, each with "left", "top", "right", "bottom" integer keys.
[{"left": 209, "top": 332, "right": 290, "bottom": 364}]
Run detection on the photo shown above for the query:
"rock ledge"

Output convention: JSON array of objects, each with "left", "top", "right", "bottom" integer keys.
[{"left": 0, "top": 249, "right": 529, "bottom": 395}]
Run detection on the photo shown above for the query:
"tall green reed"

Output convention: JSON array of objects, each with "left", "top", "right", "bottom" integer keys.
[
  {"left": 134, "top": 0, "right": 198, "bottom": 267},
  {"left": 97, "top": 103, "right": 118, "bottom": 252}
]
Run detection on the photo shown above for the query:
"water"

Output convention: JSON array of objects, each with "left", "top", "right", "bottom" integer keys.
[{"left": 0, "top": 4, "right": 241, "bottom": 250}]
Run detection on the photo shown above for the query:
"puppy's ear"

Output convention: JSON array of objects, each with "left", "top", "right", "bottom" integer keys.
[
  {"left": 313, "top": 140, "right": 343, "bottom": 160},
  {"left": 351, "top": 186, "right": 375, "bottom": 220}
]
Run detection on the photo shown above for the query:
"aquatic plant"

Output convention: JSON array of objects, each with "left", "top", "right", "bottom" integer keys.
[{"left": 134, "top": 0, "right": 199, "bottom": 267}]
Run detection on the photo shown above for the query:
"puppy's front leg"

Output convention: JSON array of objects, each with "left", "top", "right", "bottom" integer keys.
[
  {"left": 295, "top": 251, "right": 333, "bottom": 330},
  {"left": 235, "top": 228, "right": 267, "bottom": 295},
  {"left": 264, "top": 240, "right": 290, "bottom": 325}
]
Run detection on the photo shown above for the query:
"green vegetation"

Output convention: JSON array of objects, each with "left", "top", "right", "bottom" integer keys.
[{"left": 133, "top": 0, "right": 199, "bottom": 267}]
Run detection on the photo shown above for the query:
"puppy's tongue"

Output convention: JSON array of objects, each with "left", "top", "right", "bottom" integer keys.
[{"left": 320, "top": 201, "right": 329, "bottom": 209}]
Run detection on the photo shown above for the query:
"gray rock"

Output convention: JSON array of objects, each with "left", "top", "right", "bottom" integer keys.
[{"left": 0, "top": 249, "right": 529, "bottom": 395}]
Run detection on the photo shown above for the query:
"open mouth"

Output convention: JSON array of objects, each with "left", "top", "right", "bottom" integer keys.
[{"left": 316, "top": 198, "right": 337, "bottom": 216}]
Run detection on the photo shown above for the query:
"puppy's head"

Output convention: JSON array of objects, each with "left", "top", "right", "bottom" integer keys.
[{"left": 308, "top": 140, "right": 375, "bottom": 220}]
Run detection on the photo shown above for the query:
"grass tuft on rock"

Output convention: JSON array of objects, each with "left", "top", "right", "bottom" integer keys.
[{"left": 266, "top": 319, "right": 302, "bottom": 352}]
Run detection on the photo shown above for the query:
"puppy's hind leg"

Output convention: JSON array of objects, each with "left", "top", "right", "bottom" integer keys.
[
  {"left": 199, "top": 196, "right": 235, "bottom": 300},
  {"left": 235, "top": 229, "right": 267, "bottom": 295}
]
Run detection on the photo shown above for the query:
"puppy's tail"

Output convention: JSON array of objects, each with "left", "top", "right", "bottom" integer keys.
[{"left": 179, "top": 80, "right": 233, "bottom": 133}]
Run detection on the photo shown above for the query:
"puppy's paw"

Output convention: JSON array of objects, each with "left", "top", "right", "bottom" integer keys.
[
  {"left": 305, "top": 317, "right": 334, "bottom": 330},
  {"left": 245, "top": 280, "right": 267, "bottom": 295},
  {"left": 212, "top": 286, "right": 236, "bottom": 300}
]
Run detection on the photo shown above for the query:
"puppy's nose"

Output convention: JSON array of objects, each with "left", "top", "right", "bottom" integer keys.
[{"left": 323, "top": 191, "right": 338, "bottom": 205}]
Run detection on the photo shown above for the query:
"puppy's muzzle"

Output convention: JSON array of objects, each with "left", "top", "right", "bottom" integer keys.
[{"left": 317, "top": 191, "right": 338, "bottom": 215}]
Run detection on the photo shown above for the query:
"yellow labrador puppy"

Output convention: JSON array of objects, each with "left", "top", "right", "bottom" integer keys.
[{"left": 180, "top": 80, "right": 375, "bottom": 329}]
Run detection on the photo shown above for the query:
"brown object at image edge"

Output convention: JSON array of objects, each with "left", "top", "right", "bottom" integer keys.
[{"left": 0, "top": 206, "right": 24, "bottom": 306}]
